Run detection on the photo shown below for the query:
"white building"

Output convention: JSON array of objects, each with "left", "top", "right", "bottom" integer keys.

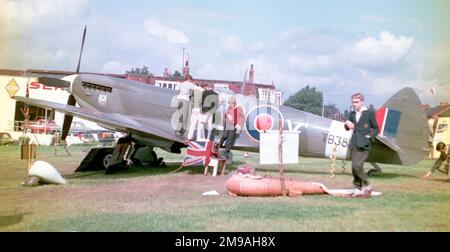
[
  {"left": 0, "top": 70, "right": 109, "bottom": 144},
  {"left": 258, "top": 88, "right": 283, "bottom": 105}
]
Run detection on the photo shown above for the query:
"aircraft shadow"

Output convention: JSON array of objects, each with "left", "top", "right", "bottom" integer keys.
[
  {"left": 66, "top": 161, "right": 242, "bottom": 180},
  {"left": 253, "top": 168, "right": 418, "bottom": 179},
  {"left": 66, "top": 160, "right": 420, "bottom": 181},
  {"left": 424, "top": 178, "right": 450, "bottom": 183}
]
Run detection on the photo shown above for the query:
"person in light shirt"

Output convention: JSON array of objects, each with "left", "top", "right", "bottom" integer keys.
[{"left": 175, "top": 74, "right": 198, "bottom": 136}]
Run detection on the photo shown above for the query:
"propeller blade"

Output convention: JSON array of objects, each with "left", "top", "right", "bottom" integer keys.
[
  {"left": 61, "top": 25, "right": 86, "bottom": 141},
  {"left": 61, "top": 94, "right": 76, "bottom": 141},
  {"left": 76, "top": 25, "right": 87, "bottom": 74},
  {"left": 37, "top": 77, "right": 70, "bottom": 88}
]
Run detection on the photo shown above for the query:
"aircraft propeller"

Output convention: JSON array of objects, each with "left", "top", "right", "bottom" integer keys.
[
  {"left": 60, "top": 25, "right": 87, "bottom": 141},
  {"left": 36, "top": 25, "right": 87, "bottom": 141},
  {"left": 61, "top": 94, "right": 76, "bottom": 140}
]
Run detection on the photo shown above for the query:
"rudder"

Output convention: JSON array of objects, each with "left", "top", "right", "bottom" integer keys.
[{"left": 374, "top": 87, "right": 428, "bottom": 165}]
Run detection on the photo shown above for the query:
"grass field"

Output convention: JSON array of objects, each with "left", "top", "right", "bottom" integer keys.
[{"left": 0, "top": 145, "right": 449, "bottom": 231}]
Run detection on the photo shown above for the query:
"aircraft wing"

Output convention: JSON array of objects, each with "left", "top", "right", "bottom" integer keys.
[{"left": 13, "top": 96, "right": 180, "bottom": 143}]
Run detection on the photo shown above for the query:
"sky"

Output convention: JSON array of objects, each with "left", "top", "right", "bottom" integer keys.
[{"left": 1, "top": 0, "right": 449, "bottom": 111}]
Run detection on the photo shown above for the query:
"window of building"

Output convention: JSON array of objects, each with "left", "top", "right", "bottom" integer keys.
[{"left": 156, "top": 80, "right": 180, "bottom": 90}]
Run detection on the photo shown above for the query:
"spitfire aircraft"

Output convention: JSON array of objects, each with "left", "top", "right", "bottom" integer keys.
[{"left": 13, "top": 27, "right": 429, "bottom": 174}]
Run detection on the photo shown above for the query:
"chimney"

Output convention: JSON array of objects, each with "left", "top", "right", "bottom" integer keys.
[
  {"left": 249, "top": 64, "right": 254, "bottom": 83},
  {"left": 183, "top": 54, "right": 190, "bottom": 77},
  {"left": 163, "top": 68, "right": 169, "bottom": 78}
]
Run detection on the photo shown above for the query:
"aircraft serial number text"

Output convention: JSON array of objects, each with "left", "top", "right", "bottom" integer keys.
[{"left": 324, "top": 134, "right": 349, "bottom": 147}]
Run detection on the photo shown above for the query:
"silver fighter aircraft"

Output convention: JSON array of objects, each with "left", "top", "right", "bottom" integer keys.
[{"left": 13, "top": 27, "right": 428, "bottom": 174}]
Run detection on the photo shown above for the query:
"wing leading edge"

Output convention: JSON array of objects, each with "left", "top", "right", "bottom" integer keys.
[{"left": 13, "top": 96, "right": 181, "bottom": 144}]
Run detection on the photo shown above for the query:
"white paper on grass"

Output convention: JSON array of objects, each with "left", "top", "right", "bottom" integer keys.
[
  {"left": 260, "top": 131, "right": 299, "bottom": 164},
  {"left": 202, "top": 190, "right": 220, "bottom": 196}
]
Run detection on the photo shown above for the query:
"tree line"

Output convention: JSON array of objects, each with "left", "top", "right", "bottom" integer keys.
[{"left": 283, "top": 85, "right": 345, "bottom": 120}]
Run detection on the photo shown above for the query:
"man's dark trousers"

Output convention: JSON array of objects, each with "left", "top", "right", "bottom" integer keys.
[
  {"left": 220, "top": 129, "right": 237, "bottom": 157},
  {"left": 351, "top": 147, "right": 370, "bottom": 189}
]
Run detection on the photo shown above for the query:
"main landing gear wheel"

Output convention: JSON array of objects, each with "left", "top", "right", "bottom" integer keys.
[
  {"left": 103, "top": 153, "right": 113, "bottom": 169},
  {"left": 367, "top": 168, "right": 381, "bottom": 177},
  {"left": 132, "top": 146, "right": 158, "bottom": 167},
  {"left": 367, "top": 162, "right": 382, "bottom": 177}
]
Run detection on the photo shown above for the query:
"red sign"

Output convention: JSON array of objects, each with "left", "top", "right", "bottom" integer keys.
[{"left": 30, "top": 82, "right": 65, "bottom": 91}]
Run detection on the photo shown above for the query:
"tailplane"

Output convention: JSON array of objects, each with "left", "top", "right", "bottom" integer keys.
[{"left": 371, "top": 87, "right": 428, "bottom": 165}]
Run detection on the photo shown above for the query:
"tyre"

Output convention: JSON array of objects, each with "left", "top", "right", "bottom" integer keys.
[
  {"left": 102, "top": 153, "right": 113, "bottom": 169},
  {"left": 132, "top": 146, "right": 157, "bottom": 167},
  {"left": 367, "top": 169, "right": 381, "bottom": 177}
]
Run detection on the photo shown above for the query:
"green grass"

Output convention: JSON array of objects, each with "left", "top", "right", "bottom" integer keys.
[{"left": 0, "top": 145, "right": 449, "bottom": 231}]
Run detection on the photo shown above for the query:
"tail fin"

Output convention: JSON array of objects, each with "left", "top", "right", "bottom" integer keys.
[{"left": 371, "top": 87, "right": 428, "bottom": 165}]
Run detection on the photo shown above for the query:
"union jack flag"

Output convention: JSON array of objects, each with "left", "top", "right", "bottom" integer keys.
[{"left": 182, "top": 140, "right": 214, "bottom": 167}]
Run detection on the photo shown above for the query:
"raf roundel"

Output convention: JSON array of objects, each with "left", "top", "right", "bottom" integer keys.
[
  {"left": 255, "top": 113, "right": 273, "bottom": 131},
  {"left": 245, "top": 105, "right": 284, "bottom": 142}
]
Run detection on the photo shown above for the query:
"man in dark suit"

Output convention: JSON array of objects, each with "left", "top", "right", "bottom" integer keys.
[{"left": 344, "top": 93, "right": 379, "bottom": 198}]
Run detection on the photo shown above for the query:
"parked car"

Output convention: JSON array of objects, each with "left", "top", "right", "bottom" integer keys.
[
  {"left": 68, "top": 121, "right": 93, "bottom": 134},
  {"left": 26, "top": 119, "right": 59, "bottom": 134},
  {"left": 97, "top": 131, "right": 116, "bottom": 144},
  {"left": 0, "top": 132, "right": 15, "bottom": 145},
  {"left": 71, "top": 131, "right": 97, "bottom": 144},
  {"left": 82, "top": 132, "right": 98, "bottom": 144}
]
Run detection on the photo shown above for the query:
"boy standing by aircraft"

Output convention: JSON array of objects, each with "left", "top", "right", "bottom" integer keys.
[
  {"left": 176, "top": 74, "right": 198, "bottom": 136},
  {"left": 219, "top": 97, "right": 245, "bottom": 160},
  {"left": 200, "top": 85, "right": 219, "bottom": 140},
  {"left": 186, "top": 80, "right": 205, "bottom": 141},
  {"left": 344, "top": 93, "right": 379, "bottom": 198}
]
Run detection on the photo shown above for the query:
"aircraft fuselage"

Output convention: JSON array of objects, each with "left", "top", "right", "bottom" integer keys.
[{"left": 66, "top": 74, "right": 359, "bottom": 161}]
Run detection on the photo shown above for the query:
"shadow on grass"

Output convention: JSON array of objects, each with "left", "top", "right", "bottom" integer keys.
[
  {"left": 0, "top": 212, "right": 31, "bottom": 227},
  {"left": 373, "top": 172, "right": 418, "bottom": 179},
  {"left": 64, "top": 158, "right": 243, "bottom": 180},
  {"left": 423, "top": 177, "right": 450, "bottom": 183},
  {"left": 65, "top": 161, "right": 238, "bottom": 180},
  {"left": 254, "top": 167, "right": 419, "bottom": 180}
]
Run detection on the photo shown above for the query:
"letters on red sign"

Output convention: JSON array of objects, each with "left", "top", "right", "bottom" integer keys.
[{"left": 30, "top": 82, "right": 64, "bottom": 91}]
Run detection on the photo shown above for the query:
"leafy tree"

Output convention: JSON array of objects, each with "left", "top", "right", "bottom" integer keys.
[
  {"left": 283, "top": 85, "right": 323, "bottom": 115},
  {"left": 344, "top": 109, "right": 350, "bottom": 120},
  {"left": 172, "top": 70, "right": 182, "bottom": 78},
  {"left": 141, "top": 65, "right": 149, "bottom": 75},
  {"left": 126, "top": 65, "right": 153, "bottom": 76},
  {"left": 324, "top": 104, "right": 342, "bottom": 121}
]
